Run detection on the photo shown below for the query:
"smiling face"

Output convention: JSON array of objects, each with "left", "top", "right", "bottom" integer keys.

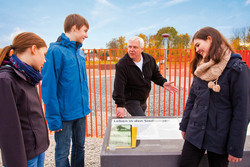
[
  {"left": 193, "top": 37, "right": 212, "bottom": 58},
  {"left": 71, "top": 25, "right": 88, "bottom": 43}
]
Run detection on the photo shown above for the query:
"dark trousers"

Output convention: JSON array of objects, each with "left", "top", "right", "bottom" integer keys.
[
  {"left": 180, "top": 140, "right": 229, "bottom": 167},
  {"left": 124, "top": 100, "right": 147, "bottom": 116}
]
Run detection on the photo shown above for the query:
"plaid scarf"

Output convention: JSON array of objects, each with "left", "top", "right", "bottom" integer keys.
[{"left": 8, "top": 54, "right": 43, "bottom": 86}]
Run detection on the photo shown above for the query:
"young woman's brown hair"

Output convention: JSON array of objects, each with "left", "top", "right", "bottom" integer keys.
[
  {"left": 0, "top": 32, "right": 47, "bottom": 65},
  {"left": 64, "top": 14, "right": 89, "bottom": 33},
  {"left": 190, "top": 27, "right": 235, "bottom": 74}
]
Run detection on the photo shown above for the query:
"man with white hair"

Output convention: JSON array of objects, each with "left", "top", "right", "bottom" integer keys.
[{"left": 112, "top": 36, "right": 178, "bottom": 117}]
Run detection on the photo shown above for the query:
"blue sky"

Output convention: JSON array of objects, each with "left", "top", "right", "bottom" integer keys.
[{"left": 0, "top": 0, "right": 249, "bottom": 49}]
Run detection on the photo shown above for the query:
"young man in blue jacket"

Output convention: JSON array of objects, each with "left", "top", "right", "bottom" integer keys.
[{"left": 41, "top": 14, "right": 91, "bottom": 167}]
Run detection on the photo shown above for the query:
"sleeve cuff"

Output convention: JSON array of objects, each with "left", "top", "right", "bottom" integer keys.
[{"left": 117, "top": 103, "right": 124, "bottom": 108}]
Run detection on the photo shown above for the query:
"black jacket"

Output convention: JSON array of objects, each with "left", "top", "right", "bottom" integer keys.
[
  {"left": 179, "top": 54, "right": 250, "bottom": 158},
  {"left": 0, "top": 66, "right": 49, "bottom": 167},
  {"left": 113, "top": 52, "right": 167, "bottom": 107}
]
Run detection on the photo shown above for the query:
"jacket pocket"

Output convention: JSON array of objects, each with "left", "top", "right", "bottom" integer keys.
[{"left": 33, "top": 129, "right": 48, "bottom": 152}]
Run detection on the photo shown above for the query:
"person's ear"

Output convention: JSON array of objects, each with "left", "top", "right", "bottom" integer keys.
[
  {"left": 207, "top": 36, "right": 212, "bottom": 43},
  {"left": 31, "top": 45, "right": 37, "bottom": 55},
  {"left": 71, "top": 25, "right": 77, "bottom": 32}
]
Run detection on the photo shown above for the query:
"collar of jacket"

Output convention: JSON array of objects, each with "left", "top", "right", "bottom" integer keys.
[
  {"left": 56, "top": 33, "right": 83, "bottom": 50},
  {"left": 124, "top": 52, "right": 150, "bottom": 66},
  {"left": 226, "top": 53, "right": 242, "bottom": 68},
  {"left": 0, "top": 65, "right": 28, "bottom": 82}
]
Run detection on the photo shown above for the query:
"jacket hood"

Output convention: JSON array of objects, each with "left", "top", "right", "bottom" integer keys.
[
  {"left": 51, "top": 33, "right": 82, "bottom": 49},
  {"left": 231, "top": 53, "right": 242, "bottom": 59}
]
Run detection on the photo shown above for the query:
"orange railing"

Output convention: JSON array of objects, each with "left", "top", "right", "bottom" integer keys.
[
  {"left": 236, "top": 50, "right": 250, "bottom": 67},
  {"left": 38, "top": 49, "right": 250, "bottom": 138}
]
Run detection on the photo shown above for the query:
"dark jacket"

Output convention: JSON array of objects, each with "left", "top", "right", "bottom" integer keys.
[
  {"left": 0, "top": 66, "right": 49, "bottom": 167},
  {"left": 179, "top": 54, "right": 250, "bottom": 158},
  {"left": 113, "top": 52, "right": 167, "bottom": 107}
]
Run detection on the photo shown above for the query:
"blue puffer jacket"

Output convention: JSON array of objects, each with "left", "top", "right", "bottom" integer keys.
[
  {"left": 41, "top": 33, "right": 91, "bottom": 131},
  {"left": 179, "top": 53, "right": 250, "bottom": 158}
]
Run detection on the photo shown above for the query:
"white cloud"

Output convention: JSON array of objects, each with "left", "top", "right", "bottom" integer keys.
[
  {"left": 91, "top": 0, "right": 119, "bottom": 17},
  {"left": 97, "top": 0, "right": 117, "bottom": 8},
  {"left": 9, "top": 27, "right": 25, "bottom": 41},
  {"left": 216, "top": 26, "right": 232, "bottom": 31},
  {"left": 90, "top": 0, "right": 120, "bottom": 29},
  {"left": 0, "top": 27, "right": 25, "bottom": 47},
  {"left": 245, "top": 0, "right": 250, "bottom": 5},
  {"left": 91, "top": 17, "right": 117, "bottom": 31},
  {"left": 129, "top": 0, "right": 159, "bottom": 10},
  {"left": 124, "top": 25, "right": 159, "bottom": 36},
  {"left": 215, "top": 26, "right": 233, "bottom": 38},
  {"left": 162, "top": 0, "right": 189, "bottom": 8}
]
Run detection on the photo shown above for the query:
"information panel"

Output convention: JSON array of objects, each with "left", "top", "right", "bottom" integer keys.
[
  {"left": 101, "top": 117, "right": 250, "bottom": 167},
  {"left": 112, "top": 118, "right": 182, "bottom": 140}
]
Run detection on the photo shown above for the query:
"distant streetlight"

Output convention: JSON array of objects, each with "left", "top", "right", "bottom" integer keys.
[
  {"left": 162, "top": 33, "right": 170, "bottom": 76},
  {"left": 162, "top": 33, "right": 170, "bottom": 50}
]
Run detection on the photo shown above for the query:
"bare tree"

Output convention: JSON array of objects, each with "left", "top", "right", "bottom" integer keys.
[
  {"left": 240, "top": 27, "right": 247, "bottom": 50},
  {"left": 231, "top": 28, "right": 242, "bottom": 50},
  {"left": 106, "top": 38, "right": 119, "bottom": 49},
  {"left": 247, "top": 26, "right": 250, "bottom": 44}
]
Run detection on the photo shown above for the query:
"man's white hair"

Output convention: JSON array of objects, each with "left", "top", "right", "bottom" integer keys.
[{"left": 128, "top": 36, "right": 144, "bottom": 48}]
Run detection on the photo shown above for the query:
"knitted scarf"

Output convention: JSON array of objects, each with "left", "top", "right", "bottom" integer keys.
[
  {"left": 8, "top": 54, "right": 43, "bottom": 86},
  {"left": 194, "top": 46, "right": 231, "bottom": 92}
]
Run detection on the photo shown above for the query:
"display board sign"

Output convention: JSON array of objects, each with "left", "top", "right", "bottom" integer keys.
[
  {"left": 101, "top": 117, "right": 250, "bottom": 167},
  {"left": 111, "top": 118, "right": 182, "bottom": 140}
]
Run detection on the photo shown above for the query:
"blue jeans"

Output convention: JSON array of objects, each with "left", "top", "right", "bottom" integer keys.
[
  {"left": 54, "top": 117, "right": 86, "bottom": 167},
  {"left": 5, "top": 152, "right": 45, "bottom": 167},
  {"left": 27, "top": 152, "right": 45, "bottom": 167}
]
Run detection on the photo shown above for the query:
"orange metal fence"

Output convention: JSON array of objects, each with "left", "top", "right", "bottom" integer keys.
[{"left": 38, "top": 49, "right": 250, "bottom": 138}]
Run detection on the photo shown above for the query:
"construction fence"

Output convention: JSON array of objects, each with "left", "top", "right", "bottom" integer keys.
[{"left": 38, "top": 49, "right": 250, "bottom": 138}]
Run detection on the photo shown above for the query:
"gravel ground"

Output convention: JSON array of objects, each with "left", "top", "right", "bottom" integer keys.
[
  {"left": 44, "top": 134, "right": 103, "bottom": 167},
  {"left": 1, "top": 135, "right": 103, "bottom": 167}
]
